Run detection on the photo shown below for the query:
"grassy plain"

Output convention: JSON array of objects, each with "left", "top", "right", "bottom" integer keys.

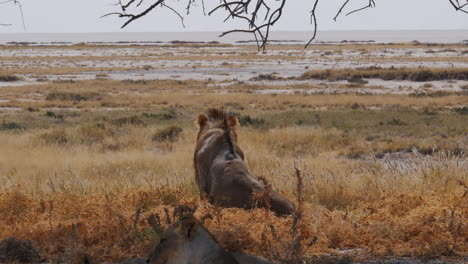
[{"left": 0, "top": 43, "right": 467, "bottom": 263}]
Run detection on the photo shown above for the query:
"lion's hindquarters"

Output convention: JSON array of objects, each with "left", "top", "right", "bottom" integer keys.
[
  {"left": 210, "top": 161, "right": 295, "bottom": 216},
  {"left": 210, "top": 161, "right": 259, "bottom": 209}
]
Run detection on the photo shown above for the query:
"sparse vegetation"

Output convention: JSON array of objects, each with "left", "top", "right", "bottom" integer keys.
[
  {"left": 112, "top": 116, "right": 146, "bottom": 127},
  {"left": 142, "top": 112, "right": 176, "bottom": 120},
  {"left": 0, "top": 74, "right": 20, "bottom": 82},
  {"left": 421, "top": 83, "right": 435, "bottom": 89},
  {"left": 250, "top": 73, "right": 283, "bottom": 81},
  {"left": 347, "top": 77, "right": 368, "bottom": 85},
  {"left": 238, "top": 115, "right": 267, "bottom": 128},
  {"left": 300, "top": 67, "right": 468, "bottom": 82},
  {"left": 45, "top": 111, "right": 64, "bottom": 119},
  {"left": 46, "top": 91, "right": 101, "bottom": 101},
  {"left": 95, "top": 73, "right": 110, "bottom": 79},
  {"left": 39, "top": 128, "right": 69, "bottom": 145},
  {"left": 454, "top": 106, "right": 468, "bottom": 115},
  {"left": 0, "top": 122, "right": 24, "bottom": 131}
]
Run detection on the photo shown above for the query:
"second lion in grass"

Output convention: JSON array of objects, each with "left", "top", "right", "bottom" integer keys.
[{"left": 194, "top": 108, "right": 295, "bottom": 216}]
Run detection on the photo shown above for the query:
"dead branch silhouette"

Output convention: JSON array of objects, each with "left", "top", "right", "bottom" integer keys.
[
  {"left": 105, "top": 0, "right": 468, "bottom": 51},
  {"left": 4, "top": 0, "right": 466, "bottom": 49},
  {"left": 0, "top": 0, "right": 25, "bottom": 29}
]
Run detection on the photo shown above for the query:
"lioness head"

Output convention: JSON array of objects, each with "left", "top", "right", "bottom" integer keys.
[{"left": 147, "top": 215, "right": 200, "bottom": 264}]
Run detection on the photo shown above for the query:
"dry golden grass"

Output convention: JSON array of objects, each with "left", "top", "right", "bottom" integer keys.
[
  {"left": 0, "top": 103, "right": 467, "bottom": 262},
  {"left": 0, "top": 165, "right": 466, "bottom": 262},
  {"left": 0, "top": 43, "right": 467, "bottom": 263},
  {"left": 1, "top": 80, "right": 467, "bottom": 112}
]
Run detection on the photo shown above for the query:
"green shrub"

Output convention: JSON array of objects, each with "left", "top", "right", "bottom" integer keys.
[
  {"left": 454, "top": 106, "right": 468, "bottom": 115},
  {"left": 0, "top": 122, "right": 24, "bottom": 131},
  {"left": 239, "top": 115, "right": 266, "bottom": 128},
  {"left": 45, "top": 111, "right": 64, "bottom": 119}
]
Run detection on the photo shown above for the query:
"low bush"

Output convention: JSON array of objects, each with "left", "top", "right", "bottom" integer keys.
[
  {"left": 454, "top": 106, "right": 468, "bottom": 115},
  {"left": 45, "top": 111, "right": 64, "bottom": 119},
  {"left": 45, "top": 91, "right": 101, "bottom": 101},
  {"left": 0, "top": 74, "right": 20, "bottom": 82},
  {"left": 39, "top": 128, "right": 69, "bottom": 145},
  {"left": 387, "top": 118, "right": 407, "bottom": 126},
  {"left": 112, "top": 116, "right": 146, "bottom": 126},
  {"left": 0, "top": 122, "right": 24, "bottom": 131},
  {"left": 347, "top": 77, "right": 368, "bottom": 85},
  {"left": 77, "top": 123, "right": 113, "bottom": 146},
  {"left": 152, "top": 126, "right": 183, "bottom": 143},
  {"left": 300, "top": 67, "right": 468, "bottom": 82},
  {"left": 142, "top": 112, "right": 176, "bottom": 120},
  {"left": 239, "top": 115, "right": 266, "bottom": 128}
]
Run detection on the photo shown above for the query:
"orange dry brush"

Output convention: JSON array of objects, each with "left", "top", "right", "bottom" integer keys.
[{"left": 0, "top": 177, "right": 467, "bottom": 263}]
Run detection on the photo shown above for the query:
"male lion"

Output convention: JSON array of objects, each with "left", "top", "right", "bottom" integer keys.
[{"left": 194, "top": 108, "right": 295, "bottom": 216}]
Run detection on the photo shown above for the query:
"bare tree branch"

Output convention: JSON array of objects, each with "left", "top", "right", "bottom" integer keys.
[
  {"left": 0, "top": 0, "right": 25, "bottom": 29},
  {"left": 449, "top": 0, "right": 468, "bottom": 14},
  {"left": 334, "top": 0, "right": 351, "bottom": 21},
  {"left": 162, "top": 2, "right": 185, "bottom": 27},
  {"left": 346, "top": 0, "right": 375, "bottom": 17},
  {"left": 209, "top": 0, "right": 287, "bottom": 52},
  {"left": 104, "top": 0, "right": 468, "bottom": 50},
  {"left": 305, "top": 0, "right": 320, "bottom": 48}
]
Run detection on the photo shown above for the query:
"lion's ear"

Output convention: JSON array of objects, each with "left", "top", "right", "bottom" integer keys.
[
  {"left": 196, "top": 115, "right": 208, "bottom": 127},
  {"left": 227, "top": 115, "right": 239, "bottom": 128},
  {"left": 177, "top": 215, "right": 199, "bottom": 239}
]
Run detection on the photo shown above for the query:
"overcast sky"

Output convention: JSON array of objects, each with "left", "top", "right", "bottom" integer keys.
[{"left": 0, "top": 0, "right": 467, "bottom": 33}]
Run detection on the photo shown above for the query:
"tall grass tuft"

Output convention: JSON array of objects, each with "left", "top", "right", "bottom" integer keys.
[{"left": 152, "top": 126, "right": 183, "bottom": 143}]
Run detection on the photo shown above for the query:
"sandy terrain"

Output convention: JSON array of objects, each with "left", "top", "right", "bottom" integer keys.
[{"left": 1, "top": 43, "right": 467, "bottom": 94}]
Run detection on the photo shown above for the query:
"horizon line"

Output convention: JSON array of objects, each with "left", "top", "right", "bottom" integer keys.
[{"left": 1, "top": 28, "right": 468, "bottom": 34}]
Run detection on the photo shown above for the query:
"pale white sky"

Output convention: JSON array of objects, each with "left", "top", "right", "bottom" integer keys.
[{"left": 0, "top": 0, "right": 467, "bottom": 33}]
